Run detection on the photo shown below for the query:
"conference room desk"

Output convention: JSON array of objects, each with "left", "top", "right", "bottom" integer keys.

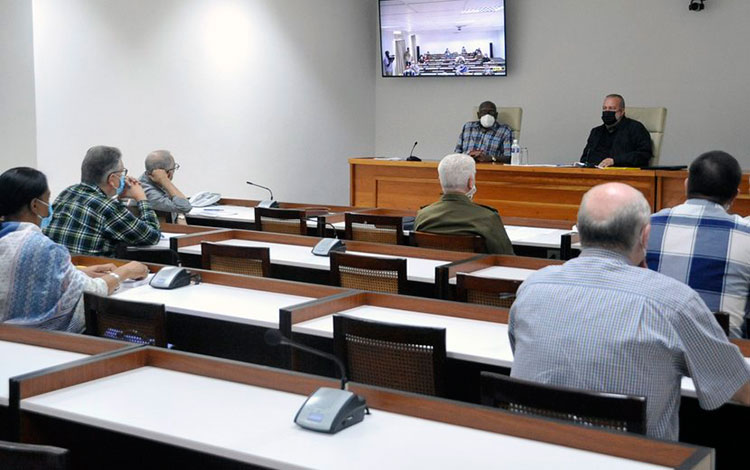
[
  {"left": 0, "top": 325, "right": 134, "bottom": 440},
  {"left": 12, "top": 346, "right": 711, "bottom": 470},
  {"left": 172, "top": 229, "right": 472, "bottom": 298},
  {"left": 116, "top": 223, "right": 228, "bottom": 263},
  {"left": 71, "top": 255, "right": 347, "bottom": 366}
]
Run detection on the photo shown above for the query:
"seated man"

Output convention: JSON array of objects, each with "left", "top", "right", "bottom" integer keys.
[
  {"left": 139, "top": 150, "right": 192, "bottom": 224},
  {"left": 45, "top": 145, "right": 160, "bottom": 256},
  {"left": 580, "top": 94, "right": 652, "bottom": 168},
  {"left": 648, "top": 151, "right": 750, "bottom": 337},
  {"left": 455, "top": 100, "right": 512, "bottom": 163},
  {"left": 509, "top": 182, "right": 750, "bottom": 441},
  {"left": 415, "top": 153, "right": 513, "bottom": 254}
]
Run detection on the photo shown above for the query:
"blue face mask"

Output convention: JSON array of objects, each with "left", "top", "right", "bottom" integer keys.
[
  {"left": 115, "top": 174, "right": 126, "bottom": 196},
  {"left": 35, "top": 199, "right": 54, "bottom": 229}
]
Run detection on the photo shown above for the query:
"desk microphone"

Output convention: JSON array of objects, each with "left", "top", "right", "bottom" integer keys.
[
  {"left": 246, "top": 181, "right": 279, "bottom": 208},
  {"left": 305, "top": 217, "right": 346, "bottom": 257},
  {"left": 264, "top": 329, "right": 348, "bottom": 390},
  {"left": 406, "top": 141, "right": 421, "bottom": 161}
]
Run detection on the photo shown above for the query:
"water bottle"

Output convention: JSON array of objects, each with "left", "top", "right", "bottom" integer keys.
[{"left": 510, "top": 139, "right": 520, "bottom": 165}]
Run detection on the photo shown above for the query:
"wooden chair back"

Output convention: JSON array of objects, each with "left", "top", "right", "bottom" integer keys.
[
  {"left": 330, "top": 252, "right": 407, "bottom": 294},
  {"left": 201, "top": 242, "right": 270, "bottom": 277},
  {"left": 413, "top": 231, "right": 486, "bottom": 253},
  {"left": 115, "top": 243, "right": 180, "bottom": 266},
  {"left": 456, "top": 274, "right": 522, "bottom": 308},
  {"left": 333, "top": 315, "right": 447, "bottom": 396},
  {"left": 344, "top": 213, "right": 406, "bottom": 245},
  {"left": 480, "top": 372, "right": 647, "bottom": 435},
  {"left": 83, "top": 293, "right": 167, "bottom": 347},
  {"left": 254, "top": 207, "right": 307, "bottom": 235},
  {"left": 0, "top": 440, "right": 69, "bottom": 470}
]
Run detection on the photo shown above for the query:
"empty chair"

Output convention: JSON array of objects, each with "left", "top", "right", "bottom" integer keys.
[
  {"left": 0, "top": 440, "right": 69, "bottom": 470},
  {"left": 83, "top": 293, "right": 167, "bottom": 347},
  {"left": 201, "top": 242, "right": 270, "bottom": 277},
  {"left": 456, "top": 274, "right": 521, "bottom": 308},
  {"left": 330, "top": 252, "right": 406, "bottom": 294},
  {"left": 413, "top": 231, "right": 486, "bottom": 253},
  {"left": 333, "top": 315, "right": 447, "bottom": 396},
  {"left": 480, "top": 371, "right": 647, "bottom": 435},
  {"left": 624, "top": 107, "right": 667, "bottom": 165},
  {"left": 344, "top": 213, "right": 406, "bottom": 245},
  {"left": 254, "top": 207, "right": 307, "bottom": 235}
]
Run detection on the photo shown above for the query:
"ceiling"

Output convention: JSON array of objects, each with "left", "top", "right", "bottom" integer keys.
[{"left": 380, "top": 0, "right": 505, "bottom": 33}]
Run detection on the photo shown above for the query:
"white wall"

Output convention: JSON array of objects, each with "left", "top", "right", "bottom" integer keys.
[
  {"left": 33, "top": 0, "right": 375, "bottom": 204},
  {"left": 375, "top": 0, "right": 750, "bottom": 167},
  {"left": 0, "top": 0, "right": 36, "bottom": 170}
]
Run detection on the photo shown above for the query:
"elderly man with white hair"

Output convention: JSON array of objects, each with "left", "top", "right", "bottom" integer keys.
[
  {"left": 508, "top": 182, "right": 750, "bottom": 441},
  {"left": 138, "top": 150, "right": 192, "bottom": 224},
  {"left": 414, "top": 153, "right": 512, "bottom": 254}
]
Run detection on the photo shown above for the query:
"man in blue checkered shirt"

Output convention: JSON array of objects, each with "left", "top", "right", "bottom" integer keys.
[
  {"left": 454, "top": 101, "right": 512, "bottom": 163},
  {"left": 647, "top": 151, "right": 750, "bottom": 338},
  {"left": 509, "top": 182, "right": 750, "bottom": 441}
]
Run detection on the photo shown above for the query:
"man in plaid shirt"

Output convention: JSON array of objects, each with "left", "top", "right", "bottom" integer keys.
[
  {"left": 44, "top": 146, "right": 160, "bottom": 256},
  {"left": 455, "top": 101, "right": 512, "bottom": 163},
  {"left": 648, "top": 151, "right": 750, "bottom": 338}
]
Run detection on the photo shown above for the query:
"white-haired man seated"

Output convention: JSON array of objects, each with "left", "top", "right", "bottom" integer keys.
[
  {"left": 138, "top": 150, "right": 192, "bottom": 224},
  {"left": 414, "top": 153, "right": 513, "bottom": 254}
]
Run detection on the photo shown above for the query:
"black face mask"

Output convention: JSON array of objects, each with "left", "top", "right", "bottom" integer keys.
[{"left": 601, "top": 110, "right": 618, "bottom": 126}]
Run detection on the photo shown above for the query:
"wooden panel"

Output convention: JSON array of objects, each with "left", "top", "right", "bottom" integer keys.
[
  {"left": 0, "top": 325, "right": 129, "bottom": 356},
  {"left": 655, "top": 170, "right": 750, "bottom": 216}
]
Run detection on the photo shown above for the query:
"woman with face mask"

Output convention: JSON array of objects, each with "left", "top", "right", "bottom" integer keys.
[{"left": 0, "top": 167, "right": 148, "bottom": 332}]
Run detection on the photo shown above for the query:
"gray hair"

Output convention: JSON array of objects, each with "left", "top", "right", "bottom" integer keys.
[
  {"left": 81, "top": 146, "right": 122, "bottom": 185},
  {"left": 577, "top": 188, "right": 651, "bottom": 253},
  {"left": 438, "top": 153, "right": 475, "bottom": 193},
  {"left": 606, "top": 93, "right": 625, "bottom": 109},
  {"left": 145, "top": 150, "right": 174, "bottom": 172}
]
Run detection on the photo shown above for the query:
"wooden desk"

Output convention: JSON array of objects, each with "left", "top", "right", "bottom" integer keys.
[
  {"left": 13, "top": 346, "right": 710, "bottom": 470},
  {"left": 655, "top": 171, "right": 750, "bottom": 217}
]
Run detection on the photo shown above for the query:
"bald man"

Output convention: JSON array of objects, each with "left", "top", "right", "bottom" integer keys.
[
  {"left": 509, "top": 183, "right": 750, "bottom": 441},
  {"left": 138, "top": 150, "right": 192, "bottom": 224}
]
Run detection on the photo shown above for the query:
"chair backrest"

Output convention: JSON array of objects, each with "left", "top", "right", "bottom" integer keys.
[
  {"left": 413, "top": 231, "right": 486, "bottom": 253},
  {"left": 115, "top": 243, "right": 180, "bottom": 266},
  {"left": 83, "top": 293, "right": 167, "bottom": 347},
  {"left": 333, "top": 315, "right": 447, "bottom": 396},
  {"left": 480, "top": 372, "right": 647, "bottom": 435},
  {"left": 0, "top": 440, "right": 69, "bottom": 470},
  {"left": 471, "top": 106, "right": 523, "bottom": 140},
  {"left": 201, "top": 242, "right": 270, "bottom": 277},
  {"left": 254, "top": 207, "right": 307, "bottom": 235},
  {"left": 456, "top": 274, "right": 521, "bottom": 308},
  {"left": 625, "top": 106, "right": 667, "bottom": 165},
  {"left": 712, "top": 311, "right": 730, "bottom": 336},
  {"left": 344, "top": 213, "right": 406, "bottom": 245},
  {"left": 330, "top": 252, "right": 407, "bottom": 294}
]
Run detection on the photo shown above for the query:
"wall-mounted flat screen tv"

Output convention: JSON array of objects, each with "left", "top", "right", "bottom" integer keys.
[{"left": 379, "top": 0, "right": 507, "bottom": 77}]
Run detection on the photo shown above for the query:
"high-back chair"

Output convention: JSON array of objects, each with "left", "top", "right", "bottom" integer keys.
[
  {"left": 333, "top": 315, "right": 447, "bottom": 396},
  {"left": 625, "top": 107, "right": 667, "bottom": 165},
  {"left": 330, "top": 252, "right": 407, "bottom": 294},
  {"left": 254, "top": 207, "right": 307, "bottom": 235},
  {"left": 344, "top": 213, "right": 406, "bottom": 245},
  {"left": 456, "top": 274, "right": 521, "bottom": 308},
  {"left": 0, "top": 440, "right": 69, "bottom": 470},
  {"left": 472, "top": 106, "right": 523, "bottom": 141},
  {"left": 201, "top": 242, "right": 270, "bottom": 277},
  {"left": 413, "top": 231, "right": 486, "bottom": 253},
  {"left": 83, "top": 293, "right": 167, "bottom": 347},
  {"left": 480, "top": 372, "right": 647, "bottom": 435}
]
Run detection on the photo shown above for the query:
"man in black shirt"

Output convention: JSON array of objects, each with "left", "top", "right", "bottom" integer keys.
[{"left": 581, "top": 94, "right": 653, "bottom": 168}]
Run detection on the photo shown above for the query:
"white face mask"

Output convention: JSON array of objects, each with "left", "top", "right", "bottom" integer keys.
[
  {"left": 480, "top": 114, "right": 495, "bottom": 128},
  {"left": 466, "top": 185, "right": 477, "bottom": 199}
]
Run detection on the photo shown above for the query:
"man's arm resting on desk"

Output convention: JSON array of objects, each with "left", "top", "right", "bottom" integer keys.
[{"left": 732, "top": 381, "right": 750, "bottom": 405}]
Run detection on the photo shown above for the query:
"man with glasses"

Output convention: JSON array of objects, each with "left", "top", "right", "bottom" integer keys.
[
  {"left": 44, "top": 145, "right": 160, "bottom": 256},
  {"left": 139, "top": 150, "right": 192, "bottom": 224}
]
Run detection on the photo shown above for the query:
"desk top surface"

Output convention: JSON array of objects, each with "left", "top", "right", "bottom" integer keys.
[
  {"left": 179, "top": 239, "right": 446, "bottom": 283},
  {"left": 188, "top": 205, "right": 320, "bottom": 228},
  {"left": 21, "top": 366, "right": 669, "bottom": 470},
  {"left": 0, "top": 340, "right": 87, "bottom": 405}
]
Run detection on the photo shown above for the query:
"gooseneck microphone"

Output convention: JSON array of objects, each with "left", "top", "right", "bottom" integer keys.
[
  {"left": 247, "top": 181, "right": 279, "bottom": 208},
  {"left": 246, "top": 181, "right": 274, "bottom": 200},
  {"left": 406, "top": 141, "right": 421, "bottom": 161},
  {"left": 264, "top": 329, "right": 348, "bottom": 390}
]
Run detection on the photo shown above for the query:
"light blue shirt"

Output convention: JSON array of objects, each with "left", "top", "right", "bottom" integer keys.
[{"left": 509, "top": 248, "right": 750, "bottom": 441}]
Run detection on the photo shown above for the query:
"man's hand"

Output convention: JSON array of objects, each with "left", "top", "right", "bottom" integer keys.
[
  {"left": 120, "top": 176, "right": 147, "bottom": 201},
  {"left": 80, "top": 263, "right": 118, "bottom": 278},
  {"left": 598, "top": 158, "right": 615, "bottom": 168},
  {"left": 468, "top": 149, "right": 487, "bottom": 161},
  {"left": 148, "top": 169, "right": 171, "bottom": 186}
]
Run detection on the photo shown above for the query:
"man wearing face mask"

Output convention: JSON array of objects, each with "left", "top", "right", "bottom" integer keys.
[
  {"left": 647, "top": 151, "right": 750, "bottom": 338},
  {"left": 44, "top": 145, "right": 161, "bottom": 256},
  {"left": 455, "top": 100, "right": 512, "bottom": 163},
  {"left": 414, "top": 153, "right": 513, "bottom": 254},
  {"left": 580, "top": 94, "right": 652, "bottom": 168}
]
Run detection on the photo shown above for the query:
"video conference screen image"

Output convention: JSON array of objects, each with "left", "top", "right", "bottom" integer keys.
[{"left": 380, "top": 0, "right": 507, "bottom": 78}]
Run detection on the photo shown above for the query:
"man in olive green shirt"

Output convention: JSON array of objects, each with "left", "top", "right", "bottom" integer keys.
[{"left": 415, "top": 153, "right": 513, "bottom": 254}]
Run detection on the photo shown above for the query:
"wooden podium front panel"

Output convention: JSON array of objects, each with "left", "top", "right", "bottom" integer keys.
[
  {"left": 656, "top": 170, "right": 750, "bottom": 217},
  {"left": 350, "top": 158, "right": 657, "bottom": 222}
]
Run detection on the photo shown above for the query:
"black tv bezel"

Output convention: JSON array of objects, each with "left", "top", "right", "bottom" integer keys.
[{"left": 378, "top": 0, "right": 508, "bottom": 79}]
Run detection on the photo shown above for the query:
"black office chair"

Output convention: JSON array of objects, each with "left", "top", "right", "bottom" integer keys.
[
  {"left": 83, "top": 293, "right": 167, "bottom": 347},
  {"left": 480, "top": 371, "right": 647, "bottom": 434},
  {"left": 0, "top": 440, "right": 69, "bottom": 470}
]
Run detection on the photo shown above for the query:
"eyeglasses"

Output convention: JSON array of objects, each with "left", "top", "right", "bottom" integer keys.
[
  {"left": 168, "top": 163, "right": 180, "bottom": 172},
  {"left": 110, "top": 168, "right": 128, "bottom": 178}
]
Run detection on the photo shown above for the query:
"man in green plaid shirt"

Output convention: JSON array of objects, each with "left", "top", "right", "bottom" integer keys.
[{"left": 44, "top": 146, "right": 160, "bottom": 256}]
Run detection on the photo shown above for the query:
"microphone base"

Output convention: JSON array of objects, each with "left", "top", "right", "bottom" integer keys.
[
  {"left": 294, "top": 387, "right": 368, "bottom": 434},
  {"left": 257, "top": 199, "right": 279, "bottom": 208}
]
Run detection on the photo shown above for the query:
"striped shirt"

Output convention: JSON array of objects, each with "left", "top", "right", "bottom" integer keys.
[
  {"left": 454, "top": 120, "right": 512, "bottom": 161},
  {"left": 44, "top": 183, "right": 160, "bottom": 256},
  {"left": 509, "top": 248, "right": 750, "bottom": 441},
  {"left": 647, "top": 199, "right": 750, "bottom": 338}
]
